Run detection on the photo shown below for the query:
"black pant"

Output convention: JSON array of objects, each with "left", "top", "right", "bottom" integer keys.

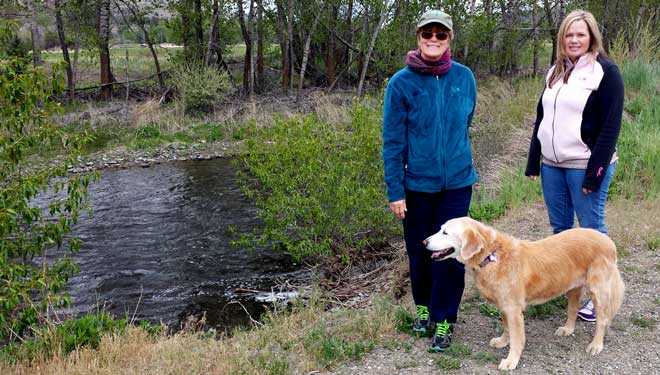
[{"left": 402, "top": 186, "right": 472, "bottom": 323}]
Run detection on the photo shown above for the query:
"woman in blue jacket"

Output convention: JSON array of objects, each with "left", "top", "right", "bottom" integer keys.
[{"left": 382, "top": 9, "right": 477, "bottom": 352}]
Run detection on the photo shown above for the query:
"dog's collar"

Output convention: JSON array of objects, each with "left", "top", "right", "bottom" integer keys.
[{"left": 479, "top": 252, "right": 498, "bottom": 268}]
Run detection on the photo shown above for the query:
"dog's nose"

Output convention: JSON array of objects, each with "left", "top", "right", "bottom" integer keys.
[{"left": 422, "top": 239, "right": 428, "bottom": 246}]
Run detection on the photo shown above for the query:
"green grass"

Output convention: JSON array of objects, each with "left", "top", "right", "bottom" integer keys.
[
  {"left": 444, "top": 343, "right": 472, "bottom": 357},
  {"left": 478, "top": 303, "right": 500, "bottom": 318},
  {"left": 525, "top": 296, "right": 568, "bottom": 319},
  {"left": 630, "top": 316, "right": 657, "bottom": 329},
  {"left": 303, "top": 326, "right": 375, "bottom": 368},
  {"left": 610, "top": 62, "right": 660, "bottom": 200},
  {"left": 394, "top": 306, "right": 415, "bottom": 335},
  {"left": 472, "top": 351, "right": 500, "bottom": 365},
  {"left": 0, "top": 312, "right": 160, "bottom": 364},
  {"left": 435, "top": 355, "right": 461, "bottom": 370},
  {"left": 646, "top": 234, "right": 660, "bottom": 251},
  {"left": 477, "top": 296, "right": 568, "bottom": 321}
]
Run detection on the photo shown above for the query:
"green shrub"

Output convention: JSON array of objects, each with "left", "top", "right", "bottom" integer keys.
[
  {"left": 170, "top": 63, "right": 232, "bottom": 115},
  {"left": 235, "top": 98, "right": 399, "bottom": 262},
  {"left": 394, "top": 306, "right": 415, "bottom": 334},
  {"left": 0, "top": 313, "right": 161, "bottom": 364},
  {"left": 1, "top": 25, "right": 93, "bottom": 340}
]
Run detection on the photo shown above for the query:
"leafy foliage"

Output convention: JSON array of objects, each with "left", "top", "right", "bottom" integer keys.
[
  {"left": 0, "top": 22, "right": 93, "bottom": 340},
  {"left": 170, "top": 63, "right": 233, "bottom": 115},
  {"left": 0, "top": 312, "right": 161, "bottom": 364},
  {"left": 235, "top": 98, "right": 399, "bottom": 262}
]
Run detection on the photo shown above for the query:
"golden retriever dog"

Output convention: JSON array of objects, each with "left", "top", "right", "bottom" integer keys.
[{"left": 424, "top": 216, "right": 624, "bottom": 370}]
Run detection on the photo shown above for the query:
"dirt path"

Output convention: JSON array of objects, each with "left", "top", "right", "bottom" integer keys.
[{"left": 319, "top": 201, "right": 660, "bottom": 374}]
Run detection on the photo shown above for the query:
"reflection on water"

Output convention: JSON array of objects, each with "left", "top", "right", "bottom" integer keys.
[{"left": 57, "top": 158, "right": 300, "bottom": 331}]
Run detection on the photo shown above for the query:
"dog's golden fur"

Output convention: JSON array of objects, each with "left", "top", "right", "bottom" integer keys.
[{"left": 424, "top": 217, "right": 625, "bottom": 370}]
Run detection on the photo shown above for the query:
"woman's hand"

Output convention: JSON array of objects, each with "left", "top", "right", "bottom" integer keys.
[
  {"left": 389, "top": 199, "right": 407, "bottom": 220},
  {"left": 529, "top": 175, "right": 538, "bottom": 181}
]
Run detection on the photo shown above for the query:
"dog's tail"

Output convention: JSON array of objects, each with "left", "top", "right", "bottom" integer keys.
[{"left": 605, "top": 266, "right": 625, "bottom": 319}]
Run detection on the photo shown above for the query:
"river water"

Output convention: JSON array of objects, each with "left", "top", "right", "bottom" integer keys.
[{"left": 56, "top": 158, "right": 301, "bottom": 331}]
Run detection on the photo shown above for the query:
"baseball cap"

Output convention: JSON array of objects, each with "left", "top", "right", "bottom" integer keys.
[{"left": 416, "top": 10, "right": 453, "bottom": 31}]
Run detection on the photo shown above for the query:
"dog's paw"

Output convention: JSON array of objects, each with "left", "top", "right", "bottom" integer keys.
[
  {"left": 498, "top": 356, "right": 519, "bottom": 370},
  {"left": 489, "top": 336, "right": 509, "bottom": 349},
  {"left": 555, "top": 326, "right": 574, "bottom": 336},
  {"left": 586, "top": 341, "right": 603, "bottom": 355}
]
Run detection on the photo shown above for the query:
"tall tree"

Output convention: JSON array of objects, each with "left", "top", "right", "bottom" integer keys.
[
  {"left": 297, "top": 2, "right": 326, "bottom": 102},
  {"left": 237, "top": 0, "right": 255, "bottom": 96},
  {"left": 532, "top": 0, "right": 539, "bottom": 76},
  {"left": 27, "top": 0, "right": 41, "bottom": 66},
  {"left": 542, "top": 0, "right": 557, "bottom": 65},
  {"left": 274, "top": 0, "right": 292, "bottom": 90},
  {"left": 97, "top": 0, "right": 114, "bottom": 99},
  {"left": 256, "top": 0, "right": 264, "bottom": 92},
  {"left": 326, "top": 1, "right": 338, "bottom": 86},
  {"left": 357, "top": 1, "right": 392, "bottom": 96},
  {"left": 54, "top": 0, "right": 75, "bottom": 100}
]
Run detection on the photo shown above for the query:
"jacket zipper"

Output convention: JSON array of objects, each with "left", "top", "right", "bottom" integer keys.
[
  {"left": 437, "top": 74, "right": 446, "bottom": 189},
  {"left": 550, "top": 84, "right": 563, "bottom": 163}
]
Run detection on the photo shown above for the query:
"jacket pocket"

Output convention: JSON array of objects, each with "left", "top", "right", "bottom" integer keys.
[{"left": 446, "top": 91, "right": 474, "bottom": 126}]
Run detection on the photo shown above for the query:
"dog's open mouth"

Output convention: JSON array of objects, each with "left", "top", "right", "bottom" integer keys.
[{"left": 431, "top": 247, "right": 455, "bottom": 260}]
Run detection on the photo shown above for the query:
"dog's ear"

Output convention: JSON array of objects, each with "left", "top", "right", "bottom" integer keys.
[{"left": 460, "top": 226, "right": 485, "bottom": 260}]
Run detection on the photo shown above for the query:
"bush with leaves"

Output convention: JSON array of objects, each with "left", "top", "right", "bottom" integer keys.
[
  {"left": 1, "top": 20, "right": 93, "bottom": 340},
  {"left": 170, "top": 63, "right": 232, "bottom": 115},
  {"left": 235, "top": 98, "right": 399, "bottom": 262}
]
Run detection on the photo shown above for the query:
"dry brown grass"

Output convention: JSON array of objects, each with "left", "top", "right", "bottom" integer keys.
[{"left": 1, "top": 293, "right": 401, "bottom": 375}]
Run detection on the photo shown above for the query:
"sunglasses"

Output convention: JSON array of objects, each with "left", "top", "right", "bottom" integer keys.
[{"left": 419, "top": 31, "right": 449, "bottom": 41}]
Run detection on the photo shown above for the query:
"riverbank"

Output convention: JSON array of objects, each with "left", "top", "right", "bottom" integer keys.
[{"left": 3, "top": 197, "right": 658, "bottom": 374}]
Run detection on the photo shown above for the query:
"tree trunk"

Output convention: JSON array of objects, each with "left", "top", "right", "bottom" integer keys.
[
  {"left": 181, "top": 8, "right": 191, "bottom": 58},
  {"left": 237, "top": 0, "right": 254, "bottom": 96},
  {"left": 73, "top": 39, "right": 79, "bottom": 82},
  {"left": 256, "top": 0, "right": 264, "bottom": 93},
  {"left": 463, "top": 0, "right": 477, "bottom": 60},
  {"left": 287, "top": 0, "right": 294, "bottom": 93},
  {"left": 357, "top": 1, "right": 391, "bottom": 97},
  {"left": 327, "top": 3, "right": 337, "bottom": 86},
  {"left": 248, "top": 0, "right": 256, "bottom": 98},
  {"left": 345, "top": 0, "right": 353, "bottom": 77},
  {"left": 27, "top": 0, "right": 42, "bottom": 67},
  {"left": 97, "top": 0, "right": 114, "bottom": 100},
  {"left": 296, "top": 3, "right": 326, "bottom": 102},
  {"left": 542, "top": 0, "right": 557, "bottom": 66},
  {"left": 194, "top": 0, "right": 204, "bottom": 62},
  {"left": 206, "top": 0, "right": 220, "bottom": 65},
  {"left": 275, "top": 0, "right": 290, "bottom": 89},
  {"left": 532, "top": 0, "right": 539, "bottom": 76},
  {"left": 54, "top": 0, "right": 74, "bottom": 100}
]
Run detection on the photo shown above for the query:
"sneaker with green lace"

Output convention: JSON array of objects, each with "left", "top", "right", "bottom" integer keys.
[
  {"left": 412, "top": 305, "right": 435, "bottom": 336},
  {"left": 429, "top": 319, "right": 454, "bottom": 352}
]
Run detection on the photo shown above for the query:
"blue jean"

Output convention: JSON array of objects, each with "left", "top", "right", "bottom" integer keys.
[
  {"left": 402, "top": 186, "right": 472, "bottom": 323},
  {"left": 540, "top": 163, "right": 616, "bottom": 234}
]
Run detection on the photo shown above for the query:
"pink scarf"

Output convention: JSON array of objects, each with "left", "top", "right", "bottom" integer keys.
[{"left": 406, "top": 49, "right": 452, "bottom": 75}]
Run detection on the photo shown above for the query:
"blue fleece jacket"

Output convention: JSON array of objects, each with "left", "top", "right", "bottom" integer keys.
[{"left": 382, "top": 62, "right": 478, "bottom": 202}]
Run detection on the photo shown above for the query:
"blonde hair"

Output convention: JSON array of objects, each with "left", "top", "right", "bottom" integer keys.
[{"left": 547, "top": 10, "right": 607, "bottom": 88}]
